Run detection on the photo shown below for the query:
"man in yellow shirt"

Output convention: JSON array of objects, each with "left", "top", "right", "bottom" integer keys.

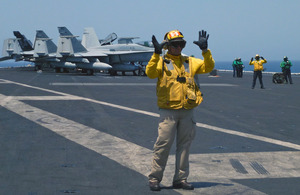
[
  {"left": 249, "top": 54, "right": 267, "bottom": 89},
  {"left": 146, "top": 30, "right": 215, "bottom": 191}
]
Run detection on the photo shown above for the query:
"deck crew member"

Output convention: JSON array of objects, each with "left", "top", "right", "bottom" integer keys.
[
  {"left": 280, "top": 56, "right": 293, "bottom": 84},
  {"left": 249, "top": 54, "right": 267, "bottom": 89},
  {"left": 232, "top": 58, "right": 237, "bottom": 77},
  {"left": 236, "top": 58, "right": 244, "bottom": 78},
  {"left": 146, "top": 30, "right": 215, "bottom": 191}
]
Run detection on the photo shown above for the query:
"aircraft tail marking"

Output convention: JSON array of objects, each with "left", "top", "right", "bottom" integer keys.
[
  {"left": 33, "top": 30, "right": 57, "bottom": 57},
  {"left": 82, "top": 27, "right": 101, "bottom": 49},
  {"left": 13, "top": 31, "right": 33, "bottom": 51},
  {"left": 57, "top": 27, "right": 87, "bottom": 57},
  {"left": 1, "top": 38, "right": 24, "bottom": 62}
]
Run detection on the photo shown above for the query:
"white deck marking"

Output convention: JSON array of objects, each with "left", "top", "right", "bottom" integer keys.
[
  {"left": 49, "top": 82, "right": 237, "bottom": 87},
  {"left": 1, "top": 79, "right": 300, "bottom": 194},
  {"left": 0, "top": 93, "right": 152, "bottom": 177},
  {"left": 188, "top": 151, "right": 300, "bottom": 179},
  {"left": 50, "top": 83, "right": 156, "bottom": 86},
  {"left": 1, "top": 93, "right": 299, "bottom": 195},
  {"left": 196, "top": 123, "right": 300, "bottom": 150},
  {"left": 1, "top": 79, "right": 300, "bottom": 150}
]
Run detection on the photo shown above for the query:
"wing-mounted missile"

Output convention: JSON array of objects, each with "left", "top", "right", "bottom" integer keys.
[
  {"left": 76, "top": 60, "right": 112, "bottom": 71},
  {"left": 50, "top": 61, "right": 77, "bottom": 69}
]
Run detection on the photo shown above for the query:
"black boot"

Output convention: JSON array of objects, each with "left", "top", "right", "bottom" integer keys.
[
  {"left": 149, "top": 181, "right": 161, "bottom": 191},
  {"left": 173, "top": 180, "right": 194, "bottom": 190}
]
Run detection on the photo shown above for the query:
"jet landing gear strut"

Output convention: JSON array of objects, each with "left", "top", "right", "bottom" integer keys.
[
  {"left": 55, "top": 67, "right": 69, "bottom": 73},
  {"left": 81, "top": 69, "right": 94, "bottom": 75}
]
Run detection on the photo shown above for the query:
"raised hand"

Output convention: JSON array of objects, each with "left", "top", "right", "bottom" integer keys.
[
  {"left": 193, "top": 30, "right": 209, "bottom": 50},
  {"left": 152, "top": 35, "right": 167, "bottom": 54}
]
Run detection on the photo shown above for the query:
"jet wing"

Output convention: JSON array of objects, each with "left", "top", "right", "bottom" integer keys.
[
  {"left": 76, "top": 50, "right": 108, "bottom": 57},
  {"left": 0, "top": 56, "right": 13, "bottom": 62},
  {"left": 104, "top": 50, "right": 153, "bottom": 63}
]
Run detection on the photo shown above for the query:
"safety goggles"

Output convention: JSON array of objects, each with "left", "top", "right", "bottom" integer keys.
[{"left": 169, "top": 40, "right": 186, "bottom": 48}]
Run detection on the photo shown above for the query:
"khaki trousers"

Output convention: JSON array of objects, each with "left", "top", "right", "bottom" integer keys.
[{"left": 149, "top": 108, "right": 196, "bottom": 183}]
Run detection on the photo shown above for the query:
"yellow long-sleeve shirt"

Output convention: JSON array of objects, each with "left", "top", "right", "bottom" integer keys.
[
  {"left": 146, "top": 50, "right": 215, "bottom": 109},
  {"left": 249, "top": 59, "right": 267, "bottom": 71},
  {"left": 146, "top": 50, "right": 215, "bottom": 79}
]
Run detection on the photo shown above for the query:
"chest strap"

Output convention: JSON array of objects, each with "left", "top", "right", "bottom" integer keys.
[
  {"left": 164, "top": 59, "right": 189, "bottom": 73},
  {"left": 162, "top": 57, "right": 200, "bottom": 88}
]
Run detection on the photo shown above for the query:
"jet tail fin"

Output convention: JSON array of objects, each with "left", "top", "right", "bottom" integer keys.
[
  {"left": 13, "top": 31, "right": 33, "bottom": 51},
  {"left": 33, "top": 30, "right": 57, "bottom": 57},
  {"left": 1, "top": 38, "right": 22, "bottom": 58},
  {"left": 82, "top": 27, "right": 118, "bottom": 48},
  {"left": 57, "top": 27, "right": 87, "bottom": 57},
  {"left": 82, "top": 27, "right": 101, "bottom": 48}
]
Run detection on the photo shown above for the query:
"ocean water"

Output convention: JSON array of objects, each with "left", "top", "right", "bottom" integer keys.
[
  {"left": 215, "top": 60, "right": 300, "bottom": 73},
  {"left": 1, "top": 59, "right": 299, "bottom": 73}
]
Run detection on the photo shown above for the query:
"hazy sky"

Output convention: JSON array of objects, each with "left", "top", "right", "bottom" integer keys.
[{"left": 1, "top": 0, "right": 299, "bottom": 61}]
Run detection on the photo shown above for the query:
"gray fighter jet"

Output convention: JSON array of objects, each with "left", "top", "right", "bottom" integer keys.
[
  {"left": 1, "top": 27, "right": 154, "bottom": 75},
  {"left": 1, "top": 32, "right": 33, "bottom": 63},
  {"left": 81, "top": 27, "right": 153, "bottom": 75}
]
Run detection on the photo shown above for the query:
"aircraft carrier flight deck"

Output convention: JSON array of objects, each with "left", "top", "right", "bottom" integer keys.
[{"left": 0, "top": 68, "right": 299, "bottom": 195}]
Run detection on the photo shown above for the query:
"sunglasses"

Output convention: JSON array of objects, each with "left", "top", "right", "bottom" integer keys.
[{"left": 169, "top": 41, "right": 186, "bottom": 48}]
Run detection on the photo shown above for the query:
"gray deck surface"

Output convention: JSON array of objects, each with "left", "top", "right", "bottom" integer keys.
[{"left": 0, "top": 68, "right": 299, "bottom": 195}]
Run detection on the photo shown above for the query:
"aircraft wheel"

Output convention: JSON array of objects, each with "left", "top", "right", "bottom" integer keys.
[
  {"left": 140, "top": 70, "right": 146, "bottom": 76},
  {"left": 87, "top": 69, "right": 94, "bottom": 75},
  {"left": 109, "top": 70, "right": 117, "bottom": 76},
  {"left": 35, "top": 65, "right": 41, "bottom": 71}
]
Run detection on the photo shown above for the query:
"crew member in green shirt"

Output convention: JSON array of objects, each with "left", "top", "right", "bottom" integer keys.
[
  {"left": 236, "top": 58, "right": 244, "bottom": 78},
  {"left": 280, "top": 56, "right": 293, "bottom": 84}
]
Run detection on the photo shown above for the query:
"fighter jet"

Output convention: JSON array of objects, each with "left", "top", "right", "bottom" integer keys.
[
  {"left": 0, "top": 31, "right": 55, "bottom": 70},
  {"left": 46, "top": 26, "right": 153, "bottom": 75},
  {"left": 1, "top": 29, "right": 112, "bottom": 74},
  {"left": 1, "top": 27, "right": 154, "bottom": 75},
  {"left": 0, "top": 38, "right": 21, "bottom": 61},
  {"left": 32, "top": 30, "right": 59, "bottom": 70},
  {"left": 0, "top": 32, "right": 34, "bottom": 63},
  {"left": 81, "top": 27, "right": 154, "bottom": 75},
  {"left": 13, "top": 31, "right": 33, "bottom": 51},
  {"left": 0, "top": 30, "right": 75, "bottom": 71}
]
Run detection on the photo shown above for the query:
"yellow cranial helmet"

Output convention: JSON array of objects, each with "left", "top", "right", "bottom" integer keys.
[
  {"left": 163, "top": 30, "right": 186, "bottom": 49},
  {"left": 164, "top": 30, "right": 184, "bottom": 42}
]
